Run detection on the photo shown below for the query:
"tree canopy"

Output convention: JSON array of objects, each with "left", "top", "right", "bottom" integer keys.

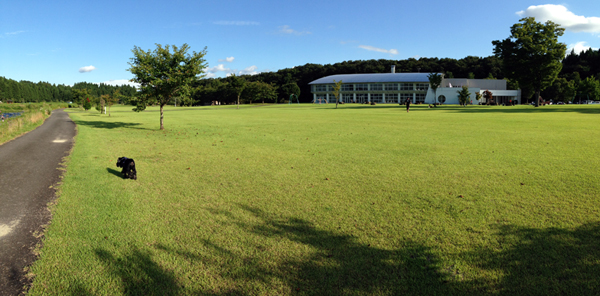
[
  {"left": 492, "top": 17, "right": 567, "bottom": 107},
  {"left": 128, "top": 43, "right": 207, "bottom": 129}
]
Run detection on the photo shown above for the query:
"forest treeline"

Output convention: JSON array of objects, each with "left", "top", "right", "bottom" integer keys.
[
  {"left": 1, "top": 48, "right": 599, "bottom": 105},
  {"left": 0, "top": 77, "right": 136, "bottom": 104}
]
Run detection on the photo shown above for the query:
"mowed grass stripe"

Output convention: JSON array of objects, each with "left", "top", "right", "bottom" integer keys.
[{"left": 29, "top": 104, "right": 600, "bottom": 295}]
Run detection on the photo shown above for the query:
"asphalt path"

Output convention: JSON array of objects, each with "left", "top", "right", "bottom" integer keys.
[{"left": 0, "top": 109, "right": 76, "bottom": 295}]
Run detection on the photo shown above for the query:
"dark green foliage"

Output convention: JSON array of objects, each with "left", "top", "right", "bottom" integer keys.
[
  {"left": 493, "top": 17, "right": 567, "bottom": 107},
  {"left": 242, "top": 81, "right": 277, "bottom": 104},
  {"left": 279, "top": 82, "right": 301, "bottom": 102},
  {"left": 578, "top": 77, "right": 600, "bottom": 100},
  {"left": 82, "top": 97, "right": 92, "bottom": 111},
  {"left": 0, "top": 76, "right": 135, "bottom": 104},
  {"left": 457, "top": 86, "right": 471, "bottom": 106}
]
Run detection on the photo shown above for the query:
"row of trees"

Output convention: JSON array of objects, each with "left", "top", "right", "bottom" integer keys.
[{"left": 0, "top": 76, "right": 137, "bottom": 105}]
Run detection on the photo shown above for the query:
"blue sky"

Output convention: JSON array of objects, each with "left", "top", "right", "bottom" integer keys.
[{"left": 1, "top": 0, "right": 599, "bottom": 86}]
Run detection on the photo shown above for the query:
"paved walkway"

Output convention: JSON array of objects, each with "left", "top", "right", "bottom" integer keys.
[{"left": 0, "top": 109, "right": 76, "bottom": 295}]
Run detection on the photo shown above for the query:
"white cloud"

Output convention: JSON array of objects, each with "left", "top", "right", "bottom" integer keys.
[
  {"left": 205, "top": 64, "right": 231, "bottom": 73},
  {"left": 359, "top": 45, "right": 399, "bottom": 55},
  {"left": 79, "top": 65, "right": 96, "bottom": 73},
  {"left": 567, "top": 41, "right": 599, "bottom": 55},
  {"left": 238, "top": 65, "right": 259, "bottom": 76},
  {"left": 99, "top": 79, "right": 140, "bottom": 88},
  {"left": 218, "top": 56, "right": 235, "bottom": 62},
  {"left": 5, "top": 30, "right": 26, "bottom": 36},
  {"left": 279, "top": 25, "right": 311, "bottom": 35},
  {"left": 213, "top": 21, "right": 259, "bottom": 26},
  {"left": 203, "top": 64, "right": 261, "bottom": 77},
  {"left": 517, "top": 4, "right": 600, "bottom": 33}
]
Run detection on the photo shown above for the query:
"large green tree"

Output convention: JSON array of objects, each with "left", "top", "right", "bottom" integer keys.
[
  {"left": 128, "top": 43, "right": 207, "bottom": 130},
  {"left": 243, "top": 81, "right": 277, "bottom": 104},
  {"left": 492, "top": 17, "right": 567, "bottom": 107}
]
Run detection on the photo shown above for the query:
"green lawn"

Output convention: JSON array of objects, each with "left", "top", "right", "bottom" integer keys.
[{"left": 28, "top": 104, "right": 600, "bottom": 295}]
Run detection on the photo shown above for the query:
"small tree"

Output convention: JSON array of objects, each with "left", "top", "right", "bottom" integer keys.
[
  {"left": 457, "top": 86, "right": 471, "bottom": 106},
  {"left": 332, "top": 80, "right": 343, "bottom": 109},
  {"left": 229, "top": 74, "right": 246, "bottom": 108},
  {"left": 105, "top": 89, "right": 119, "bottom": 116},
  {"left": 72, "top": 88, "right": 92, "bottom": 106},
  {"left": 427, "top": 73, "right": 442, "bottom": 104},
  {"left": 483, "top": 90, "right": 493, "bottom": 105},
  {"left": 128, "top": 43, "right": 207, "bottom": 130},
  {"left": 82, "top": 97, "right": 92, "bottom": 111},
  {"left": 475, "top": 92, "right": 482, "bottom": 104},
  {"left": 97, "top": 96, "right": 106, "bottom": 113}
]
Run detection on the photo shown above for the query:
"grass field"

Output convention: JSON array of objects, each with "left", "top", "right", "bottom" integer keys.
[{"left": 28, "top": 104, "right": 600, "bottom": 295}]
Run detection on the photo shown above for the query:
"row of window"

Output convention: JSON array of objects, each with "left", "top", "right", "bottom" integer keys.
[
  {"left": 313, "top": 83, "right": 429, "bottom": 92},
  {"left": 316, "top": 93, "right": 426, "bottom": 103}
]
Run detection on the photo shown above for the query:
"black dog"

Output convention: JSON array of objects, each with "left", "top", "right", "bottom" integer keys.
[{"left": 116, "top": 157, "right": 137, "bottom": 180}]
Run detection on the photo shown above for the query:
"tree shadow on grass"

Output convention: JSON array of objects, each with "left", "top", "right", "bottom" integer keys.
[
  {"left": 94, "top": 247, "right": 180, "bottom": 296},
  {"left": 197, "top": 205, "right": 600, "bottom": 295},
  {"left": 74, "top": 120, "right": 148, "bottom": 130},
  {"left": 89, "top": 204, "right": 600, "bottom": 295},
  {"left": 463, "top": 222, "right": 600, "bottom": 295},
  {"left": 193, "top": 204, "right": 457, "bottom": 295}
]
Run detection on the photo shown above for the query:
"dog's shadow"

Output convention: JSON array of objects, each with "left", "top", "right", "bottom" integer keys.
[{"left": 107, "top": 168, "right": 123, "bottom": 179}]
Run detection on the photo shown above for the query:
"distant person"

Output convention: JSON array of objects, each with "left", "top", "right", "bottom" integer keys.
[{"left": 406, "top": 98, "right": 411, "bottom": 113}]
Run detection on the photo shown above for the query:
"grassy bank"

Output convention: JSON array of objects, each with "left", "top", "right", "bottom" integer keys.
[
  {"left": 0, "top": 103, "right": 68, "bottom": 145},
  {"left": 29, "top": 104, "right": 600, "bottom": 295}
]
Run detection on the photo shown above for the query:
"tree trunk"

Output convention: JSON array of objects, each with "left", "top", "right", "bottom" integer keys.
[
  {"left": 335, "top": 98, "right": 338, "bottom": 109},
  {"left": 160, "top": 104, "right": 164, "bottom": 130},
  {"left": 534, "top": 90, "right": 540, "bottom": 107},
  {"left": 237, "top": 94, "right": 240, "bottom": 109}
]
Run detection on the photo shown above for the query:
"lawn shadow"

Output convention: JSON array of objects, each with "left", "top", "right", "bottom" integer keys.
[
  {"left": 190, "top": 204, "right": 459, "bottom": 295},
  {"left": 106, "top": 168, "right": 122, "bottom": 178},
  {"left": 74, "top": 119, "right": 148, "bottom": 130},
  {"left": 461, "top": 222, "right": 600, "bottom": 294},
  {"left": 94, "top": 247, "right": 180, "bottom": 296}
]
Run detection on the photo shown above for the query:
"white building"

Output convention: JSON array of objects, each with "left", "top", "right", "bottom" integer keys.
[{"left": 309, "top": 68, "right": 520, "bottom": 105}]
